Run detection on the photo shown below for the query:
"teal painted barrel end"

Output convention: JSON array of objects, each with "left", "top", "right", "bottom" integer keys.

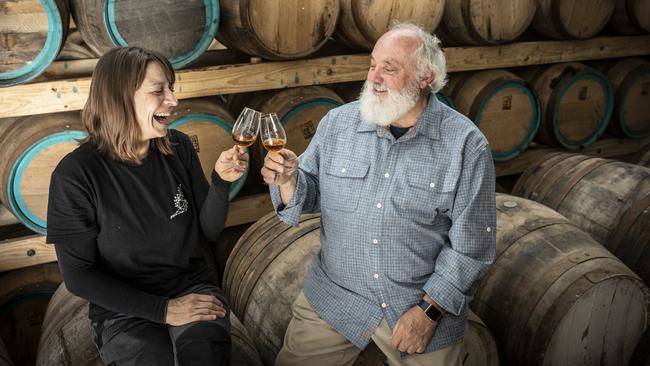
[
  {"left": 103, "top": 0, "right": 220, "bottom": 69},
  {"left": 474, "top": 81, "right": 541, "bottom": 162},
  {"left": 617, "top": 68, "right": 650, "bottom": 138},
  {"left": 169, "top": 114, "right": 246, "bottom": 201},
  {"left": 552, "top": 71, "right": 614, "bottom": 149},
  {"left": 0, "top": 0, "right": 66, "bottom": 87},
  {"left": 279, "top": 98, "right": 343, "bottom": 126},
  {"left": 8, "top": 131, "right": 86, "bottom": 235}
]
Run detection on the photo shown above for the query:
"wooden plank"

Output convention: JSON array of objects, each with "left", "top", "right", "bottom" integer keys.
[
  {"left": 0, "top": 235, "right": 54, "bottom": 272},
  {"left": 495, "top": 136, "right": 650, "bottom": 177},
  {"left": 2, "top": 35, "right": 649, "bottom": 119},
  {"left": 0, "top": 193, "right": 274, "bottom": 271},
  {"left": 0, "top": 54, "right": 369, "bottom": 118},
  {"left": 445, "top": 36, "right": 650, "bottom": 72}
]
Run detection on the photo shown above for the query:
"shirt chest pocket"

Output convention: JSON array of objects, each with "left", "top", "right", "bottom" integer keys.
[
  {"left": 321, "top": 159, "right": 369, "bottom": 213},
  {"left": 391, "top": 168, "right": 456, "bottom": 225}
]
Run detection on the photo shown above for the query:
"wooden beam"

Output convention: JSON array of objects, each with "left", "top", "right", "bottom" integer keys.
[
  {"left": 495, "top": 136, "right": 650, "bottom": 177},
  {"left": 2, "top": 35, "right": 649, "bottom": 119},
  {"left": 0, "top": 193, "right": 274, "bottom": 271},
  {"left": 0, "top": 235, "right": 54, "bottom": 272},
  {"left": 444, "top": 35, "right": 650, "bottom": 71}
]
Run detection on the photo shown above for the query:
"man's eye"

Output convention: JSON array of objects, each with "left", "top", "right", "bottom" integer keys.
[{"left": 152, "top": 90, "right": 163, "bottom": 95}]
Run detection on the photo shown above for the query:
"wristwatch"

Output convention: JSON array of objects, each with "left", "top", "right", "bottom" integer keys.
[{"left": 418, "top": 299, "right": 443, "bottom": 323}]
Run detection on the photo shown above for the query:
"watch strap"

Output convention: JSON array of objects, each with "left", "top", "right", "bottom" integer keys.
[{"left": 418, "top": 299, "right": 443, "bottom": 322}]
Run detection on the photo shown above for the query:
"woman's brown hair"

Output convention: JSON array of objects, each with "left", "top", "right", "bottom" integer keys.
[{"left": 82, "top": 47, "right": 175, "bottom": 163}]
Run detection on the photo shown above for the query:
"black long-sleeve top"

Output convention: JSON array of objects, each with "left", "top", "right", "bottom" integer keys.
[{"left": 46, "top": 129, "right": 230, "bottom": 324}]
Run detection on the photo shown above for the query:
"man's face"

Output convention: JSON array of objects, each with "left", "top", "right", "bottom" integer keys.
[
  {"left": 359, "top": 32, "right": 423, "bottom": 126},
  {"left": 367, "top": 33, "right": 419, "bottom": 98}
]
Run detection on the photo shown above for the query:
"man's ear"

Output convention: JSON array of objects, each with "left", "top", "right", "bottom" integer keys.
[{"left": 420, "top": 71, "right": 435, "bottom": 89}]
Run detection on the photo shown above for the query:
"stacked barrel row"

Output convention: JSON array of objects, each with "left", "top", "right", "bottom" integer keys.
[
  {"left": 332, "top": 57, "right": 650, "bottom": 161},
  {"left": 0, "top": 85, "right": 342, "bottom": 235},
  {"left": 3, "top": 0, "right": 650, "bottom": 86},
  {"left": 213, "top": 191, "right": 649, "bottom": 366}
]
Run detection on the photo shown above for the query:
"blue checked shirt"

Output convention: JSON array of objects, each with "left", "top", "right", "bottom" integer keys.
[{"left": 270, "top": 95, "right": 496, "bottom": 352}]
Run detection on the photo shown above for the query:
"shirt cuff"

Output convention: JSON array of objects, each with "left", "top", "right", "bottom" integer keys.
[
  {"left": 269, "top": 172, "right": 306, "bottom": 227},
  {"left": 211, "top": 170, "right": 232, "bottom": 192},
  {"left": 423, "top": 272, "right": 467, "bottom": 317}
]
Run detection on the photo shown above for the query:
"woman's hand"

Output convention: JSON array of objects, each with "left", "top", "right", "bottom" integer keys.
[
  {"left": 165, "top": 293, "right": 227, "bottom": 326},
  {"left": 215, "top": 146, "right": 249, "bottom": 182}
]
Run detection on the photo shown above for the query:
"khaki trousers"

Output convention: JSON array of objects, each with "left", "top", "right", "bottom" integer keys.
[{"left": 275, "top": 292, "right": 463, "bottom": 366}]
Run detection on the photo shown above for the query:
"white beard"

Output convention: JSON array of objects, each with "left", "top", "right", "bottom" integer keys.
[{"left": 359, "top": 80, "right": 421, "bottom": 127}]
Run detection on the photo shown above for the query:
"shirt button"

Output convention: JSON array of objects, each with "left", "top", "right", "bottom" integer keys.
[
  {"left": 372, "top": 239, "right": 379, "bottom": 244},
  {"left": 430, "top": 182, "right": 436, "bottom": 188},
  {"left": 486, "top": 226, "right": 492, "bottom": 232},
  {"left": 384, "top": 173, "right": 390, "bottom": 178},
  {"left": 381, "top": 303, "right": 387, "bottom": 308},
  {"left": 373, "top": 273, "right": 379, "bottom": 279},
  {"left": 376, "top": 203, "right": 382, "bottom": 208},
  {"left": 341, "top": 168, "right": 346, "bottom": 173}
]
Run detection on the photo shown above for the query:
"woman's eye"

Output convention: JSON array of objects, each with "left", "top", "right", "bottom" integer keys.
[{"left": 152, "top": 90, "right": 163, "bottom": 95}]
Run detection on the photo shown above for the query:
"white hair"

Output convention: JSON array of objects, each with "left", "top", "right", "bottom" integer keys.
[{"left": 389, "top": 23, "right": 448, "bottom": 93}]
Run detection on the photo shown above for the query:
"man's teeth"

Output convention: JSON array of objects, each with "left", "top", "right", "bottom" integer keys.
[{"left": 374, "top": 86, "right": 387, "bottom": 92}]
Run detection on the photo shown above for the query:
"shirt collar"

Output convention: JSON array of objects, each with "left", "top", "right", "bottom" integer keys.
[{"left": 356, "top": 93, "right": 442, "bottom": 140}]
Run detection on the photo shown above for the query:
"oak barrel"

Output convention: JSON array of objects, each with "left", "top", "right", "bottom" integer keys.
[
  {"left": 532, "top": 0, "right": 616, "bottom": 39},
  {"left": 35, "top": 283, "right": 263, "bottom": 366},
  {"left": 609, "top": 0, "right": 650, "bottom": 34},
  {"left": 631, "top": 143, "right": 650, "bottom": 168},
  {"left": 445, "top": 70, "right": 540, "bottom": 160},
  {"left": 519, "top": 62, "right": 613, "bottom": 149},
  {"left": 224, "top": 212, "right": 501, "bottom": 365},
  {"left": 0, "top": 337, "right": 11, "bottom": 366},
  {"left": 472, "top": 194, "right": 648, "bottom": 365},
  {"left": 216, "top": 0, "right": 339, "bottom": 60},
  {"left": 0, "top": 0, "right": 70, "bottom": 86},
  {"left": 512, "top": 153, "right": 650, "bottom": 284},
  {"left": 437, "top": 0, "right": 537, "bottom": 45},
  {"left": 168, "top": 97, "right": 246, "bottom": 200},
  {"left": 0, "top": 263, "right": 62, "bottom": 366},
  {"left": 69, "top": 0, "right": 219, "bottom": 68},
  {"left": 0, "top": 112, "right": 85, "bottom": 234},
  {"left": 228, "top": 86, "right": 343, "bottom": 184},
  {"left": 595, "top": 57, "right": 650, "bottom": 138},
  {"left": 334, "top": 0, "right": 444, "bottom": 50}
]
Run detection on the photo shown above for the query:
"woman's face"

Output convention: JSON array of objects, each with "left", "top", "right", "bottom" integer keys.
[{"left": 133, "top": 62, "right": 178, "bottom": 141}]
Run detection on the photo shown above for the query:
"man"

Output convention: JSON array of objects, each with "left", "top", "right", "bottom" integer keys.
[{"left": 262, "top": 23, "right": 496, "bottom": 366}]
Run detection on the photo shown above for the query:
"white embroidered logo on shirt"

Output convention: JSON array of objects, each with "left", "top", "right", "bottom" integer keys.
[{"left": 170, "top": 184, "right": 188, "bottom": 219}]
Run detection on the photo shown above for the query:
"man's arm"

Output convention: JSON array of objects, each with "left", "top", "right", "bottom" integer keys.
[{"left": 423, "top": 143, "right": 497, "bottom": 316}]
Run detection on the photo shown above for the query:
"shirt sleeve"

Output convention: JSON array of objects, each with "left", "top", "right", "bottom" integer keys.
[
  {"left": 423, "top": 144, "right": 496, "bottom": 316},
  {"left": 269, "top": 112, "right": 327, "bottom": 226},
  {"left": 46, "top": 166, "right": 168, "bottom": 323},
  {"left": 172, "top": 130, "right": 230, "bottom": 242}
]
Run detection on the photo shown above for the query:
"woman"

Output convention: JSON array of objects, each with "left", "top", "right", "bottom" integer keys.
[{"left": 46, "top": 47, "right": 247, "bottom": 365}]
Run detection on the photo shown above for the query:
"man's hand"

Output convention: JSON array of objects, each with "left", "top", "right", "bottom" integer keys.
[
  {"left": 389, "top": 305, "right": 437, "bottom": 354},
  {"left": 261, "top": 149, "right": 298, "bottom": 204},
  {"left": 165, "top": 293, "right": 227, "bottom": 326},
  {"left": 215, "top": 146, "right": 249, "bottom": 182},
  {"left": 261, "top": 149, "right": 298, "bottom": 185}
]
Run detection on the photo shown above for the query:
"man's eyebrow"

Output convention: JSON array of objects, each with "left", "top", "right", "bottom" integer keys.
[{"left": 369, "top": 56, "right": 402, "bottom": 67}]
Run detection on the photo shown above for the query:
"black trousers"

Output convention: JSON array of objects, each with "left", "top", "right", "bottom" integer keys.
[{"left": 92, "top": 283, "right": 231, "bottom": 366}]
